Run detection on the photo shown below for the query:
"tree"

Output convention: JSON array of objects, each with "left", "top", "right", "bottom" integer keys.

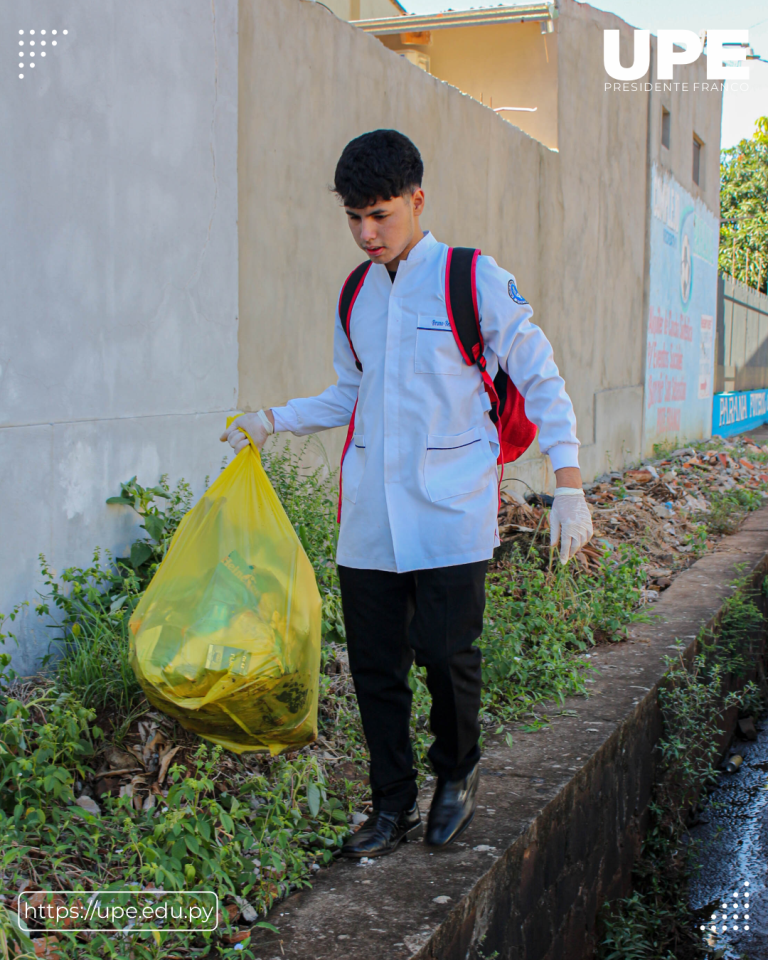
[{"left": 719, "top": 116, "right": 768, "bottom": 294}]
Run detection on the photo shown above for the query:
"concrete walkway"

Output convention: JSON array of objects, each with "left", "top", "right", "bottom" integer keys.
[{"left": 250, "top": 508, "right": 768, "bottom": 960}]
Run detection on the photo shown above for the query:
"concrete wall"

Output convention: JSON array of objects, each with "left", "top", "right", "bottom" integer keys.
[
  {"left": 238, "top": 0, "right": 721, "bottom": 490},
  {"left": 0, "top": 0, "right": 239, "bottom": 674},
  {"left": 377, "top": 21, "right": 559, "bottom": 149},
  {"left": 3, "top": 0, "right": 725, "bottom": 673}
]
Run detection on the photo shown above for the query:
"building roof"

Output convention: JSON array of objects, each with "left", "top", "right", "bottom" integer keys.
[{"left": 352, "top": 2, "right": 556, "bottom": 34}]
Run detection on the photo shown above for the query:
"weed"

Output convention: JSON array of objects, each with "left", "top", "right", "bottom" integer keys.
[
  {"left": 702, "top": 489, "right": 763, "bottom": 536},
  {"left": 35, "top": 475, "right": 194, "bottom": 714},
  {"left": 653, "top": 439, "right": 679, "bottom": 459},
  {"left": 0, "top": 677, "right": 348, "bottom": 957},
  {"left": 105, "top": 474, "right": 195, "bottom": 586},
  {"left": 684, "top": 523, "right": 710, "bottom": 559},
  {"left": 0, "top": 439, "right": 658, "bottom": 953}
]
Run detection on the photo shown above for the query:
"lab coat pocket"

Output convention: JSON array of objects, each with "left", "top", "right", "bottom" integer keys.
[
  {"left": 342, "top": 434, "right": 366, "bottom": 504},
  {"left": 414, "top": 315, "right": 463, "bottom": 376},
  {"left": 424, "top": 428, "right": 496, "bottom": 502}
]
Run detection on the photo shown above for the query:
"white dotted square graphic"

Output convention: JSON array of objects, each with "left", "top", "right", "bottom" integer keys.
[
  {"left": 700, "top": 881, "right": 752, "bottom": 939},
  {"left": 17, "top": 27, "right": 67, "bottom": 78}
]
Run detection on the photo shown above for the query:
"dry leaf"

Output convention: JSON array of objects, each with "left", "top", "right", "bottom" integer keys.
[{"left": 156, "top": 745, "right": 182, "bottom": 786}]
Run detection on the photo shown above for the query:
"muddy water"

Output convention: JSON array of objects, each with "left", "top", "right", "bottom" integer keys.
[{"left": 688, "top": 717, "right": 768, "bottom": 959}]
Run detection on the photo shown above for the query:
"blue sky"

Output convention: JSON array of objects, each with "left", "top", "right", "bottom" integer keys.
[{"left": 399, "top": 0, "right": 768, "bottom": 149}]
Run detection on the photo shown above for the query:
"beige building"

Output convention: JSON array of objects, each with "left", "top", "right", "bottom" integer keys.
[{"left": 353, "top": 4, "right": 559, "bottom": 149}]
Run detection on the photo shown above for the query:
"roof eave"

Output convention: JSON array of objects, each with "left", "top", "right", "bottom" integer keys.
[{"left": 351, "top": 2, "right": 557, "bottom": 35}]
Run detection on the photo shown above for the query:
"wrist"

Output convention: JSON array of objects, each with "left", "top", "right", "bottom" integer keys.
[
  {"left": 256, "top": 409, "right": 275, "bottom": 435},
  {"left": 554, "top": 466, "right": 582, "bottom": 490}
]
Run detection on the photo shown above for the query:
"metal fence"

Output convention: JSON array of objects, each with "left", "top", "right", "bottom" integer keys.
[{"left": 715, "top": 274, "right": 768, "bottom": 394}]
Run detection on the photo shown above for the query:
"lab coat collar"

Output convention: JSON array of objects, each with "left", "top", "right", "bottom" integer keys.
[{"left": 400, "top": 229, "right": 437, "bottom": 265}]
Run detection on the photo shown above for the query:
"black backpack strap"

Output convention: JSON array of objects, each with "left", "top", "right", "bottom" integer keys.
[
  {"left": 338, "top": 261, "right": 372, "bottom": 371},
  {"left": 445, "top": 247, "right": 483, "bottom": 367},
  {"left": 446, "top": 247, "right": 507, "bottom": 424}
]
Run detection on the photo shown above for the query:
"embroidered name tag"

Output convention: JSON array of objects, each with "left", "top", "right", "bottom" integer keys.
[{"left": 417, "top": 316, "right": 452, "bottom": 331}]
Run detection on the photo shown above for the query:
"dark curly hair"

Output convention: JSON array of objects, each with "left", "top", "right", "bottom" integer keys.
[{"left": 334, "top": 130, "right": 423, "bottom": 209}]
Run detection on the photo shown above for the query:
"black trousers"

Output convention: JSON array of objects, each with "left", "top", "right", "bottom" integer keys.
[{"left": 338, "top": 560, "right": 487, "bottom": 813}]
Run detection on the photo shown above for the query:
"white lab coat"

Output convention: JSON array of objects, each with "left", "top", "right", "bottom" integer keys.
[{"left": 271, "top": 231, "right": 580, "bottom": 573}]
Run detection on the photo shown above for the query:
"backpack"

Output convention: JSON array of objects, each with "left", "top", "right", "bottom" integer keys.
[{"left": 335, "top": 247, "right": 537, "bottom": 520}]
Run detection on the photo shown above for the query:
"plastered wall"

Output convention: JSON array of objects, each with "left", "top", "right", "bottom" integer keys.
[
  {"left": 239, "top": 0, "right": 709, "bottom": 489},
  {"left": 0, "top": 0, "right": 239, "bottom": 674},
  {"left": 3, "top": 0, "right": 723, "bottom": 674}
]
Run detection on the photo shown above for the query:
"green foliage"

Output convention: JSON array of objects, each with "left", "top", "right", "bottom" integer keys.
[
  {"left": 0, "top": 681, "right": 349, "bottom": 957},
  {"left": 0, "top": 440, "right": 662, "bottom": 954},
  {"left": 720, "top": 115, "right": 768, "bottom": 293},
  {"left": 106, "top": 474, "right": 195, "bottom": 586},
  {"left": 700, "top": 488, "right": 763, "bottom": 536},
  {"left": 0, "top": 686, "right": 100, "bottom": 815},
  {"left": 35, "top": 550, "right": 144, "bottom": 714},
  {"left": 0, "top": 901, "right": 36, "bottom": 958},
  {"left": 33, "top": 476, "right": 194, "bottom": 713},
  {"left": 700, "top": 582, "right": 765, "bottom": 684},
  {"left": 683, "top": 523, "right": 709, "bottom": 559},
  {"left": 479, "top": 544, "right": 646, "bottom": 721},
  {"left": 653, "top": 438, "right": 679, "bottom": 459},
  {"left": 600, "top": 888, "right": 686, "bottom": 960}
]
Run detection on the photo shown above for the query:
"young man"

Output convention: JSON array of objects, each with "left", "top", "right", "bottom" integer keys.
[{"left": 221, "top": 130, "right": 593, "bottom": 858}]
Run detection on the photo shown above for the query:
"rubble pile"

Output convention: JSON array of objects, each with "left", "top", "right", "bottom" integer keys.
[{"left": 498, "top": 435, "right": 768, "bottom": 601}]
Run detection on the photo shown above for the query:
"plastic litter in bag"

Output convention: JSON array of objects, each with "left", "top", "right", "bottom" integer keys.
[{"left": 129, "top": 422, "right": 322, "bottom": 755}]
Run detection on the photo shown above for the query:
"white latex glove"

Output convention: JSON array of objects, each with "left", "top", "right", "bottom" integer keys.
[
  {"left": 549, "top": 487, "right": 593, "bottom": 564},
  {"left": 219, "top": 410, "right": 274, "bottom": 455}
]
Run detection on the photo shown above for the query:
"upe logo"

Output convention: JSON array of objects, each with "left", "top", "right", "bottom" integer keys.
[{"left": 604, "top": 29, "right": 750, "bottom": 81}]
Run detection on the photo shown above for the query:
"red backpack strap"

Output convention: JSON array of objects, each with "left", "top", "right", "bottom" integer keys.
[
  {"left": 338, "top": 399, "right": 358, "bottom": 523},
  {"left": 338, "top": 261, "right": 371, "bottom": 372},
  {"left": 336, "top": 262, "right": 369, "bottom": 522}
]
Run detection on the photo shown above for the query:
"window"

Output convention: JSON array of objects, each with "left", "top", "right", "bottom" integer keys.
[
  {"left": 661, "top": 107, "right": 671, "bottom": 149},
  {"left": 693, "top": 135, "right": 703, "bottom": 185}
]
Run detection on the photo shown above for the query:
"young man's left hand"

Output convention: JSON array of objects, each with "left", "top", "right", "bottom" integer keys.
[{"left": 549, "top": 488, "right": 594, "bottom": 564}]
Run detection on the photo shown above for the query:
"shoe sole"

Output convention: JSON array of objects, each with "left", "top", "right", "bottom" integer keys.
[
  {"left": 424, "top": 808, "right": 475, "bottom": 850},
  {"left": 340, "top": 820, "right": 424, "bottom": 859}
]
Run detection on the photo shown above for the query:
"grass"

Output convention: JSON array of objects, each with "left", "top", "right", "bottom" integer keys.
[
  {"left": 701, "top": 488, "right": 764, "bottom": 536},
  {"left": 0, "top": 441, "right": 663, "bottom": 957}
]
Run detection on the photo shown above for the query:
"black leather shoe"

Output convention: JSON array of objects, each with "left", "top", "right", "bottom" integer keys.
[
  {"left": 341, "top": 803, "right": 422, "bottom": 858},
  {"left": 425, "top": 763, "right": 480, "bottom": 849}
]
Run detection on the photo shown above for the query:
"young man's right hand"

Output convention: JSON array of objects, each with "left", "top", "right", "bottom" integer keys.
[{"left": 219, "top": 410, "right": 274, "bottom": 454}]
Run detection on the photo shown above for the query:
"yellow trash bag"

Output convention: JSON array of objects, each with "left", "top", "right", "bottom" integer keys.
[{"left": 128, "top": 422, "right": 322, "bottom": 755}]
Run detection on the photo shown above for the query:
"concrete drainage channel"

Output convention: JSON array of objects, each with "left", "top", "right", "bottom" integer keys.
[{"left": 251, "top": 508, "right": 768, "bottom": 960}]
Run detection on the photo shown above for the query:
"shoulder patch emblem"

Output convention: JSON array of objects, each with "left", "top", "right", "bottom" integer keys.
[{"left": 508, "top": 279, "right": 528, "bottom": 304}]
